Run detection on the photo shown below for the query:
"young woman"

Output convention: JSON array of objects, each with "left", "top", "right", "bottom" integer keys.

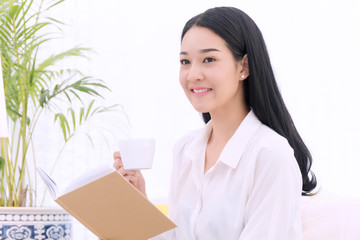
[{"left": 113, "top": 6, "right": 317, "bottom": 240}]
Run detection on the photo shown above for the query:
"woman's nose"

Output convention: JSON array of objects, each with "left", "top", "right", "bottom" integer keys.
[{"left": 186, "top": 63, "right": 204, "bottom": 82}]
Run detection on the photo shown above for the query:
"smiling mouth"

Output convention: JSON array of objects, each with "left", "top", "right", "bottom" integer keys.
[{"left": 191, "top": 88, "right": 212, "bottom": 94}]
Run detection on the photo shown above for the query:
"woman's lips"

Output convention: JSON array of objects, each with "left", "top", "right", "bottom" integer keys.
[{"left": 190, "top": 87, "right": 212, "bottom": 96}]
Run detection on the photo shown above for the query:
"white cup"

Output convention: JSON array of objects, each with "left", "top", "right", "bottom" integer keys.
[{"left": 118, "top": 138, "right": 155, "bottom": 170}]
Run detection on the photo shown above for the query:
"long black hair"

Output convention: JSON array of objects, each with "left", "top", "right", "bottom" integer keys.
[{"left": 181, "top": 7, "right": 317, "bottom": 195}]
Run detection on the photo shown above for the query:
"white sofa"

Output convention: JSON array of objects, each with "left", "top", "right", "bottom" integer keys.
[{"left": 301, "top": 191, "right": 360, "bottom": 239}]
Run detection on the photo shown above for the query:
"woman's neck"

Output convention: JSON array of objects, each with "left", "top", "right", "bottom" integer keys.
[
  {"left": 204, "top": 105, "right": 249, "bottom": 173},
  {"left": 208, "top": 105, "right": 250, "bottom": 146}
]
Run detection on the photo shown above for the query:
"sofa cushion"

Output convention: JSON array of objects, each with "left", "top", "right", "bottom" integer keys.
[{"left": 301, "top": 194, "right": 360, "bottom": 240}]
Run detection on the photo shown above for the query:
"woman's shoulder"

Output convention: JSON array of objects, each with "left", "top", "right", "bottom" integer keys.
[
  {"left": 249, "top": 124, "right": 302, "bottom": 186},
  {"left": 253, "top": 124, "right": 292, "bottom": 152},
  {"left": 249, "top": 124, "right": 297, "bottom": 168}
]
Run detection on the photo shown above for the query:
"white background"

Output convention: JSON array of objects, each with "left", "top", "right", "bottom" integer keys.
[{"left": 32, "top": 0, "right": 360, "bottom": 239}]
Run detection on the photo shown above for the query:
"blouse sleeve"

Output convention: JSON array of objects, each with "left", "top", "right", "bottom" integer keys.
[{"left": 239, "top": 141, "right": 303, "bottom": 240}]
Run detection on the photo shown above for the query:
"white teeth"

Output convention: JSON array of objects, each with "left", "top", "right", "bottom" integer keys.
[{"left": 193, "top": 88, "right": 210, "bottom": 93}]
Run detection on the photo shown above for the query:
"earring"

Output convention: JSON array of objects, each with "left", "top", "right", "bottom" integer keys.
[{"left": 241, "top": 75, "right": 245, "bottom": 79}]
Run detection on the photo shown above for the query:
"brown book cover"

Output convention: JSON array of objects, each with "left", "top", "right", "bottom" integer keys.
[{"left": 37, "top": 166, "right": 176, "bottom": 240}]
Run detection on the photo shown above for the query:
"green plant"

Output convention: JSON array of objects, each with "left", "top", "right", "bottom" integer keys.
[{"left": 0, "top": 0, "right": 117, "bottom": 207}]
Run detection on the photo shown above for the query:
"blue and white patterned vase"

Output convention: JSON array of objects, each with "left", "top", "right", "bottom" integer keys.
[{"left": 0, "top": 207, "right": 72, "bottom": 240}]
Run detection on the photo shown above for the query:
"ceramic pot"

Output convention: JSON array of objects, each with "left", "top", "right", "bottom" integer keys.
[{"left": 0, "top": 207, "right": 72, "bottom": 239}]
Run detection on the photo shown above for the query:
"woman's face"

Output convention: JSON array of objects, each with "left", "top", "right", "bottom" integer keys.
[{"left": 179, "top": 26, "right": 247, "bottom": 115}]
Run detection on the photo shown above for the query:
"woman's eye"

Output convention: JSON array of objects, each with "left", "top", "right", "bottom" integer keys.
[
  {"left": 180, "top": 59, "right": 190, "bottom": 65},
  {"left": 204, "top": 57, "right": 215, "bottom": 63}
]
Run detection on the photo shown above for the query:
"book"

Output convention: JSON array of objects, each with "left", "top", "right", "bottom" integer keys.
[{"left": 37, "top": 165, "right": 176, "bottom": 240}]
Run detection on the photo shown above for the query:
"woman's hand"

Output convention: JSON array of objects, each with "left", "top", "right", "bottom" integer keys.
[{"left": 113, "top": 151, "right": 147, "bottom": 197}]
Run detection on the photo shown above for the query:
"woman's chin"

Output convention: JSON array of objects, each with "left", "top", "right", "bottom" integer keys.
[{"left": 193, "top": 106, "right": 209, "bottom": 114}]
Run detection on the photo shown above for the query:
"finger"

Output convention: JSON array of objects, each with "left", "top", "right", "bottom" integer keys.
[
  {"left": 113, "top": 151, "right": 123, "bottom": 170},
  {"left": 120, "top": 171, "right": 137, "bottom": 185},
  {"left": 127, "top": 175, "right": 139, "bottom": 186},
  {"left": 118, "top": 167, "right": 137, "bottom": 177},
  {"left": 113, "top": 151, "right": 121, "bottom": 160},
  {"left": 122, "top": 171, "right": 140, "bottom": 183},
  {"left": 113, "top": 160, "right": 122, "bottom": 170}
]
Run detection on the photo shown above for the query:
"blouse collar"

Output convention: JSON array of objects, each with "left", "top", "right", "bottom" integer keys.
[{"left": 185, "top": 110, "right": 262, "bottom": 169}]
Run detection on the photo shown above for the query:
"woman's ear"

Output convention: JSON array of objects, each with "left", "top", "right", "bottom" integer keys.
[{"left": 238, "top": 54, "right": 249, "bottom": 81}]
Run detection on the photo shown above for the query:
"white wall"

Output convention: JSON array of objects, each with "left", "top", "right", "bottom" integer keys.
[{"left": 35, "top": 0, "right": 360, "bottom": 239}]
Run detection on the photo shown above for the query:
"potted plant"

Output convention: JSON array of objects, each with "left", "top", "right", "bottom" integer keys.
[{"left": 0, "top": 0, "right": 117, "bottom": 238}]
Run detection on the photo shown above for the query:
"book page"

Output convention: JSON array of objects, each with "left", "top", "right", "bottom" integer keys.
[
  {"left": 37, "top": 167, "right": 58, "bottom": 199},
  {"left": 59, "top": 164, "right": 114, "bottom": 196}
]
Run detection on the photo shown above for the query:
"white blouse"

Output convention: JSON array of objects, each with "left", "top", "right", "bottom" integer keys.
[{"left": 153, "top": 110, "right": 302, "bottom": 240}]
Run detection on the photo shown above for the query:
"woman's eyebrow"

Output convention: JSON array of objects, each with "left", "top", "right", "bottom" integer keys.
[
  {"left": 180, "top": 48, "right": 220, "bottom": 55},
  {"left": 200, "top": 48, "right": 220, "bottom": 53}
]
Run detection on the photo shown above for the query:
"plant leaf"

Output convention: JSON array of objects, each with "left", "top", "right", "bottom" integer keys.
[
  {"left": 54, "top": 113, "right": 70, "bottom": 141},
  {"left": 68, "top": 107, "right": 76, "bottom": 131},
  {"left": 79, "top": 107, "right": 84, "bottom": 125},
  {"left": 85, "top": 99, "right": 95, "bottom": 120}
]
